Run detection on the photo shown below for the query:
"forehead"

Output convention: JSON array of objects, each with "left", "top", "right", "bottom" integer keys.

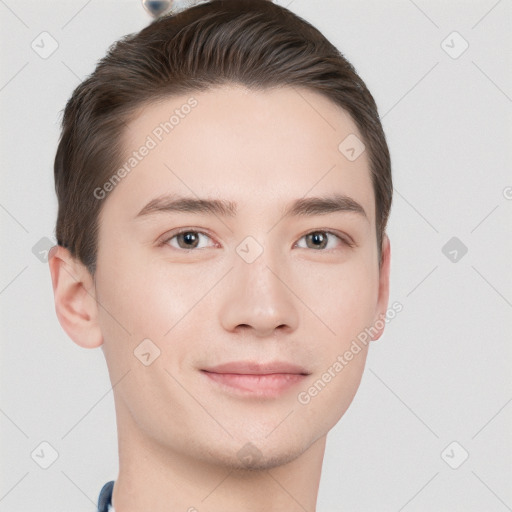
[{"left": 101, "top": 84, "right": 375, "bottom": 226}]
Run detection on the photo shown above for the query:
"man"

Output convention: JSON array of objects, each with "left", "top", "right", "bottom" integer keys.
[{"left": 49, "top": 1, "right": 392, "bottom": 510}]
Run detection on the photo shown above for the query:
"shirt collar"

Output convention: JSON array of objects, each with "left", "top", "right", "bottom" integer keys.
[{"left": 97, "top": 480, "right": 115, "bottom": 512}]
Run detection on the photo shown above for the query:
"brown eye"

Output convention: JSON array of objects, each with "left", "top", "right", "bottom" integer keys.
[
  {"left": 163, "top": 230, "right": 215, "bottom": 250},
  {"left": 295, "top": 231, "right": 346, "bottom": 251},
  {"left": 305, "top": 232, "right": 328, "bottom": 249},
  {"left": 176, "top": 231, "right": 200, "bottom": 249}
]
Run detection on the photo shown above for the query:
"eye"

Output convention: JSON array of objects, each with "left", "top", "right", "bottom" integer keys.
[
  {"left": 294, "top": 230, "right": 351, "bottom": 251},
  {"left": 160, "top": 228, "right": 353, "bottom": 252},
  {"left": 162, "top": 229, "right": 216, "bottom": 250}
]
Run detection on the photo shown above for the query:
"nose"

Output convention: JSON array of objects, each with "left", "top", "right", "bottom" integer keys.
[{"left": 218, "top": 249, "right": 300, "bottom": 338}]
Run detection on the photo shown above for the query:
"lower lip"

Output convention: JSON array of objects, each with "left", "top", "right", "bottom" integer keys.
[{"left": 202, "top": 371, "right": 307, "bottom": 398}]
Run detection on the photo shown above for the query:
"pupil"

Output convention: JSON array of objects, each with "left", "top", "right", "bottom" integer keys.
[
  {"left": 310, "top": 232, "right": 326, "bottom": 249},
  {"left": 182, "top": 232, "right": 197, "bottom": 247}
]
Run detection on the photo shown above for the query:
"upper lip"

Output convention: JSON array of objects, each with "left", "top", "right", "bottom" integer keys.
[{"left": 202, "top": 361, "right": 310, "bottom": 375}]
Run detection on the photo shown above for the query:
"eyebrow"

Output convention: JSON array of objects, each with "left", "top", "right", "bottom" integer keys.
[{"left": 135, "top": 193, "right": 368, "bottom": 222}]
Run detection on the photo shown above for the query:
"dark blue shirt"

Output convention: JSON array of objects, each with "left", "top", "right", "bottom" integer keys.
[{"left": 97, "top": 480, "right": 115, "bottom": 512}]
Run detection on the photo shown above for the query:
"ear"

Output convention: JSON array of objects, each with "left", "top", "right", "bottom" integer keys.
[
  {"left": 48, "top": 245, "right": 103, "bottom": 349},
  {"left": 371, "top": 233, "right": 391, "bottom": 341}
]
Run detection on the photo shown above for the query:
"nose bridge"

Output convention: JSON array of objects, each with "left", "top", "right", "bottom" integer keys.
[{"left": 218, "top": 236, "right": 299, "bottom": 336}]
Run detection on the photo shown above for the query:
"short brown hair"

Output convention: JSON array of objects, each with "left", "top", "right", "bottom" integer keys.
[{"left": 54, "top": 0, "right": 392, "bottom": 275}]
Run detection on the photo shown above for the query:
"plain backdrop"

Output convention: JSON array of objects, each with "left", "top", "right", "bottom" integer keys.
[{"left": 1, "top": 1, "right": 511, "bottom": 510}]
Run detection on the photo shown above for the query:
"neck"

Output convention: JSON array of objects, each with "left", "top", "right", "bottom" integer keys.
[{"left": 111, "top": 401, "right": 326, "bottom": 512}]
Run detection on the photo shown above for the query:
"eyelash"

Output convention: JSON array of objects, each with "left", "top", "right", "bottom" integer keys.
[{"left": 160, "top": 228, "right": 355, "bottom": 252}]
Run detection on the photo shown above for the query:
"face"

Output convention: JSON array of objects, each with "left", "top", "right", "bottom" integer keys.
[{"left": 94, "top": 84, "right": 389, "bottom": 470}]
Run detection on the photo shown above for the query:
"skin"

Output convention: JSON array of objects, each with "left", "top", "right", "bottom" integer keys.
[{"left": 49, "top": 84, "right": 390, "bottom": 512}]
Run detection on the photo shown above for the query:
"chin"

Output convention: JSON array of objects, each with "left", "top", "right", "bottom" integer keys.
[
  {"left": 223, "top": 447, "right": 306, "bottom": 472},
  {"left": 194, "top": 429, "right": 316, "bottom": 472}
]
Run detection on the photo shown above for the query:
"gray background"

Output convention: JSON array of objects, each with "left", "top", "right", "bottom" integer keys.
[{"left": 1, "top": 0, "right": 511, "bottom": 510}]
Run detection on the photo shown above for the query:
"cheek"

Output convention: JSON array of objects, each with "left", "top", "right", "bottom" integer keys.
[
  {"left": 300, "top": 346, "right": 369, "bottom": 435},
  {"left": 96, "top": 247, "right": 179, "bottom": 331},
  {"left": 296, "top": 258, "right": 376, "bottom": 425},
  {"left": 292, "top": 256, "right": 378, "bottom": 351},
  {"left": 94, "top": 248, "right": 214, "bottom": 373}
]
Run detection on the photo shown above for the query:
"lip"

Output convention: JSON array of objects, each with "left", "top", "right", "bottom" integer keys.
[
  {"left": 203, "top": 361, "right": 310, "bottom": 375},
  {"left": 201, "top": 361, "right": 310, "bottom": 398}
]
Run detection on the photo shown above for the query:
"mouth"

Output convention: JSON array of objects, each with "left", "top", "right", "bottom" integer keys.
[{"left": 200, "top": 361, "right": 310, "bottom": 398}]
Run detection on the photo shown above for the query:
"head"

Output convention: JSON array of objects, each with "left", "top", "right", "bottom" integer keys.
[{"left": 50, "top": 0, "right": 392, "bottom": 470}]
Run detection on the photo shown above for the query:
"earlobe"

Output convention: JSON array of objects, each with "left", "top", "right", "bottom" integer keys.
[
  {"left": 371, "top": 233, "right": 391, "bottom": 341},
  {"left": 48, "top": 245, "right": 103, "bottom": 349}
]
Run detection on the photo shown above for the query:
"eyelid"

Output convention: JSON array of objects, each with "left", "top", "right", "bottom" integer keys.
[
  {"left": 159, "top": 227, "right": 218, "bottom": 249},
  {"left": 294, "top": 229, "right": 355, "bottom": 249}
]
